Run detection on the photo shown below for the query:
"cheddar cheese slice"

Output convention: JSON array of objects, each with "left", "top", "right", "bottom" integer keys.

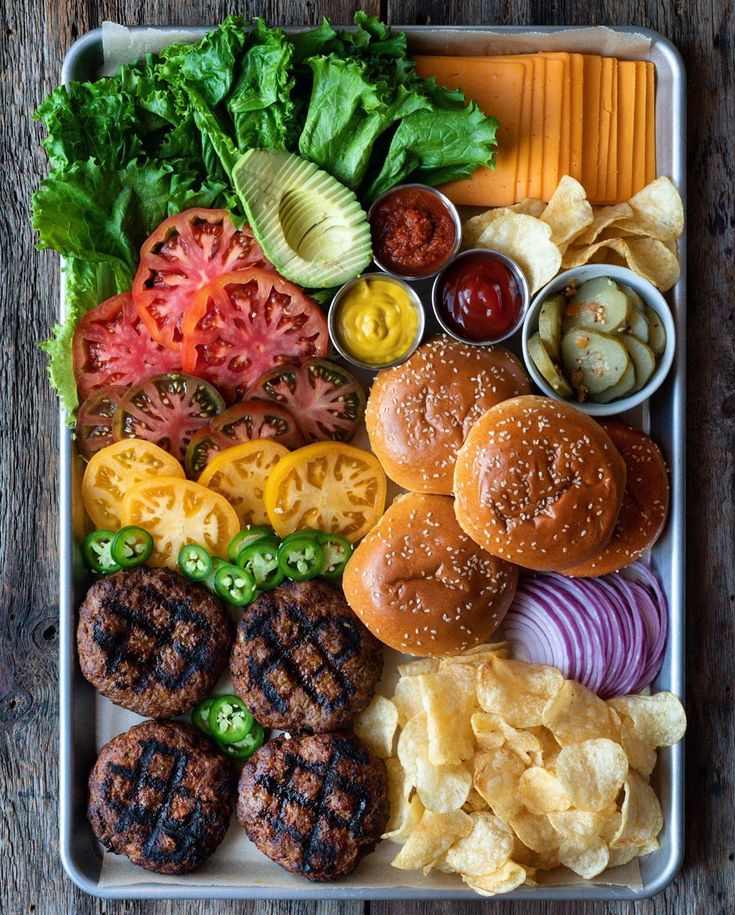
[
  {"left": 598, "top": 57, "right": 616, "bottom": 203},
  {"left": 616, "top": 60, "right": 637, "bottom": 202},
  {"left": 632, "top": 61, "right": 648, "bottom": 194},
  {"left": 539, "top": 52, "right": 572, "bottom": 182},
  {"left": 412, "top": 56, "right": 527, "bottom": 207},
  {"left": 645, "top": 62, "right": 657, "bottom": 185},
  {"left": 541, "top": 57, "right": 565, "bottom": 201},
  {"left": 529, "top": 57, "right": 546, "bottom": 199},
  {"left": 569, "top": 53, "right": 585, "bottom": 182},
  {"left": 581, "top": 55, "right": 602, "bottom": 200}
]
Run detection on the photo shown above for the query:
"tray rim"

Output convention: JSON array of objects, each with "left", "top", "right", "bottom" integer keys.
[{"left": 56, "top": 22, "right": 686, "bottom": 902}]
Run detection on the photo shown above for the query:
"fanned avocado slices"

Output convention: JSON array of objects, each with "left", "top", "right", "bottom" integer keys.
[{"left": 233, "top": 148, "right": 372, "bottom": 288}]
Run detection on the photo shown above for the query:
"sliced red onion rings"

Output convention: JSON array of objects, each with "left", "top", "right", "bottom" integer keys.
[{"left": 502, "top": 562, "right": 668, "bottom": 698}]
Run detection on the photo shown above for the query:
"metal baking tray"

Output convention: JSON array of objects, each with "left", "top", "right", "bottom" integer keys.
[{"left": 57, "top": 24, "right": 686, "bottom": 901}]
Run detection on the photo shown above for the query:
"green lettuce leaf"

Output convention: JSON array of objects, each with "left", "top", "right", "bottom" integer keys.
[
  {"left": 226, "top": 20, "right": 295, "bottom": 151},
  {"left": 41, "top": 258, "right": 122, "bottom": 422}
]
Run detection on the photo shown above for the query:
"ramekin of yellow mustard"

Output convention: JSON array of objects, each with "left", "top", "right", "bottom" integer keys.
[{"left": 328, "top": 274, "right": 425, "bottom": 370}]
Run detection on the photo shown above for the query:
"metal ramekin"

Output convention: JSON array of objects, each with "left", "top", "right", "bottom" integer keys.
[
  {"left": 328, "top": 273, "right": 426, "bottom": 371},
  {"left": 368, "top": 183, "right": 463, "bottom": 281},
  {"left": 431, "top": 248, "right": 531, "bottom": 346}
]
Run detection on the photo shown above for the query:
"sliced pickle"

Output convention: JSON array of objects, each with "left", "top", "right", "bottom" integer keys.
[
  {"left": 591, "top": 360, "right": 637, "bottom": 403},
  {"left": 561, "top": 329, "right": 629, "bottom": 396},
  {"left": 621, "top": 334, "right": 656, "bottom": 392},
  {"left": 539, "top": 295, "right": 564, "bottom": 361},
  {"left": 626, "top": 305, "right": 650, "bottom": 343},
  {"left": 563, "top": 277, "right": 629, "bottom": 335},
  {"left": 620, "top": 283, "right": 644, "bottom": 311},
  {"left": 528, "top": 333, "right": 573, "bottom": 398},
  {"left": 645, "top": 306, "right": 667, "bottom": 356}
]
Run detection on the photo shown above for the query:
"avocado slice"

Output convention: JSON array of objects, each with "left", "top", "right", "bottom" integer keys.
[{"left": 233, "top": 148, "right": 372, "bottom": 288}]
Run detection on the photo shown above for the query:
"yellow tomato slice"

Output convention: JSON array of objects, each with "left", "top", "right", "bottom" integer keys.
[
  {"left": 264, "top": 442, "right": 387, "bottom": 542},
  {"left": 198, "top": 439, "right": 289, "bottom": 527},
  {"left": 121, "top": 477, "right": 239, "bottom": 569},
  {"left": 82, "top": 439, "right": 184, "bottom": 530}
]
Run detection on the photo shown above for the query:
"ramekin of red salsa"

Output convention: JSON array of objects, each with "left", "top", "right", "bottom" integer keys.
[
  {"left": 432, "top": 248, "right": 530, "bottom": 345},
  {"left": 368, "top": 184, "right": 461, "bottom": 280}
]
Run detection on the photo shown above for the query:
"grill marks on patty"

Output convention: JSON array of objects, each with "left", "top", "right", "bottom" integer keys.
[
  {"left": 78, "top": 568, "right": 233, "bottom": 717},
  {"left": 230, "top": 579, "right": 383, "bottom": 733},
  {"left": 88, "top": 720, "right": 234, "bottom": 874},
  {"left": 237, "top": 732, "right": 389, "bottom": 881}
]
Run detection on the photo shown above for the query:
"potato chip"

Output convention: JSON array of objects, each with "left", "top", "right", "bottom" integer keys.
[
  {"left": 608, "top": 692, "right": 687, "bottom": 748},
  {"left": 542, "top": 680, "right": 620, "bottom": 746},
  {"left": 509, "top": 811, "right": 560, "bottom": 855},
  {"left": 419, "top": 666, "right": 476, "bottom": 765},
  {"left": 392, "top": 675, "right": 424, "bottom": 726},
  {"left": 617, "top": 176, "right": 684, "bottom": 241},
  {"left": 606, "top": 844, "right": 640, "bottom": 869},
  {"left": 383, "top": 758, "right": 423, "bottom": 843},
  {"left": 416, "top": 760, "right": 473, "bottom": 814},
  {"left": 562, "top": 236, "right": 680, "bottom": 290},
  {"left": 548, "top": 805, "right": 617, "bottom": 840},
  {"left": 471, "top": 712, "right": 542, "bottom": 764},
  {"left": 639, "top": 836, "right": 660, "bottom": 856},
  {"left": 540, "top": 176, "right": 594, "bottom": 251},
  {"left": 477, "top": 656, "right": 564, "bottom": 728},
  {"left": 444, "top": 811, "right": 514, "bottom": 876},
  {"left": 572, "top": 202, "right": 633, "bottom": 246},
  {"left": 463, "top": 786, "right": 490, "bottom": 813},
  {"left": 353, "top": 695, "right": 398, "bottom": 759},
  {"left": 441, "top": 642, "right": 509, "bottom": 669},
  {"left": 391, "top": 809, "right": 473, "bottom": 870},
  {"left": 559, "top": 835, "right": 610, "bottom": 880},
  {"left": 612, "top": 770, "right": 663, "bottom": 848},
  {"left": 620, "top": 718, "right": 657, "bottom": 776},
  {"left": 473, "top": 747, "right": 526, "bottom": 822},
  {"left": 398, "top": 657, "right": 439, "bottom": 677},
  {"left": 476, "top": 213, "right": 562, "bottom": 294},
  {"left": 518, "top": 767, "right": 570, "bottom": 815},
  {"left": 529, "top": 726, "right": 562, "bottom": 768},
  {"left": 396, "top": 713, "right": 427, "bottom": 788},
  {"left": 555, "top": 739, "right": 628, "bottom": 812},
  {"left": 509, "top": 198, "right": 546, "bottom": 217},
  {"left": 399, "top": 712, "right": 473, "bottom": 811},
  {"left": 462, "top": 860, "right": 527, "bottom": 896}
]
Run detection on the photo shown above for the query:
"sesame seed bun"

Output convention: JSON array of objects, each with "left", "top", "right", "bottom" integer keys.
[
  {"left": 453, "top": 396, "right": 627, "bottom": 572},
  {"left": 561, "top": 419, "right": 670, "bottom": 577},
  {"left": 342, "top": 492, "right": 518, "bottom": 657},
  {"left": 365, "top": 335, "right": 530, "bottom": 495}
]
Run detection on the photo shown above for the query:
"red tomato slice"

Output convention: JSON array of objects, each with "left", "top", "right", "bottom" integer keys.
[
  {"left": 72, "top": 293, "right": 181, "bottom": 401},
  {"left": 112, "top": 372, "right": 225, "bottom": 463},
  {"left": 248, "top": 359, "right": 366, "bottom": 444},
  {"left": 180, "top": 269, "right": 329, "bottom": 404},
  {"left": 184, "top": 399, "right": 303, "bottom": 478},
  {"left": 132, "top": 209, "right": 271, "bottom": 350},
  {"left": 75, "top": 386, "right": 127, "bottom": 459}
]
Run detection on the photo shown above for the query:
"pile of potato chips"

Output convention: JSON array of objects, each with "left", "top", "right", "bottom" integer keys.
[
  {"left": 462, "top": 176, "right": 684, "bottom": 294},
  {"left": 353, "top": 644, "right": 686, "bottom": 897}
]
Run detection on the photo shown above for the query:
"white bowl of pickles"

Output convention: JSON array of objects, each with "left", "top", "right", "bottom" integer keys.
[{"left": 522, "top": 264, "right": 676, "bottom": 416}]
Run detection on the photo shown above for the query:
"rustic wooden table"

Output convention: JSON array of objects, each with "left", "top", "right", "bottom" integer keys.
[{"left": 2, "top": 1, "right": 732, "bottom": 913}]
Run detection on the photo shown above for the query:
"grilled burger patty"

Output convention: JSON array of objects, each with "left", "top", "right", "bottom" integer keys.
[
  {"left": 229, "top": 578, "right": 383, "bottom": 733},
  {"left": 77, "top": 567, "right": 233, "bottom": 717},
  {"left": 88, "top": 719, "right": 235, "bottom": 874},
  {"left": 237, "top": 732, "right": 389, "bottom": 881}
]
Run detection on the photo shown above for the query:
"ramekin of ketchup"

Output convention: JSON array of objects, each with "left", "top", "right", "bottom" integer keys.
[{"left": 432, "top": 249, "right": 530, "bottom": 345}]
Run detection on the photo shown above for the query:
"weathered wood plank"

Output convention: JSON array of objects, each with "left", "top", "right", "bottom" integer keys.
[{"left": 1, "top": 0, "right": 733, "bottom": 913}]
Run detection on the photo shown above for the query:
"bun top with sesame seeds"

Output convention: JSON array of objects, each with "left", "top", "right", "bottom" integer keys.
[
  {"left": 453, "top": 395, "right": 627, "bottom": 572},
  {"left": 561, "top": 419, "right": 670, "bottom": 577},
  {"left": 365, "top": 335, "right": 530, "bottom": 495},
  {"left": 342, "top": 491, "right": 517, "bottom": 657}
]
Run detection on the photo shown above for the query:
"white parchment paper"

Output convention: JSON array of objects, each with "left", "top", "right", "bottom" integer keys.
[{"left": 96, "top": 20, "right": 651, "bottom": 894}]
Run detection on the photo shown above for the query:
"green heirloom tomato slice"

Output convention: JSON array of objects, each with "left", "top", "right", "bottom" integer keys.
[
  {"left": 112, "top": 372, "right": 224, "bottom": 464},
  {"left": 247, "top": 358, "right": 366, "bottom": 444}
]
